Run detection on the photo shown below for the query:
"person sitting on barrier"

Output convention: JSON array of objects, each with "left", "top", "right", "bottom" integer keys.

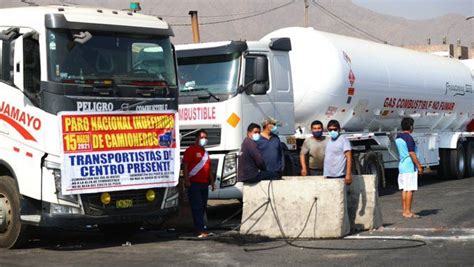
[
  {"left": 182, "top": 130, "right": 215, "bottom": 238},
  {"left": 300, "top": 120, "right": 329, "bottom": 176},
  {"left": 323, "top": 120, "right": 352, "bottom": 185},
  {"left": 395, "top": 117, "right": 423, "bottom": 219},
  {"left": 257, "top": 117, "right": 284, "bottom": 178},
  {"left": 238, "top": 123, "right": 279, "bottom": 183}
]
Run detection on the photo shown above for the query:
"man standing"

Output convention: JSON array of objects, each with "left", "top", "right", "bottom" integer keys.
[
  {"left": 257, "top": 117, "right": 284, "bottom": 177},
  {"left": 395, "top": 117, "right": 423, "bottom": 218},
  {"left": 238, "top": 123, "right": 279, "bottom": 183},
  {"left": 182, "top": 130, "right": 215, "bottom": 238},
  {"left": 323, "top": 120, "right": 352, "bottom": 185},
  {"left": 300, "top": 120, "right": 329, "bottom": 176}
]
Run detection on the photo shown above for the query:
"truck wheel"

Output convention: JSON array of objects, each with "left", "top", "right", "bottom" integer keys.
[
  {"left": 438, "top": 149, "right": 450, "bottom": 179},
  {"left": 465, "top": 141, "right": 474, "bottom": 178},
  {"left": 448, "top": 144, "right": 466, "bottom": 180},
  {"left": 0, "top": 176, "right": 29, "bottom": 248},
  {"left": 283, "top": 151, "right": 297, "bottom": 176},
  {"left": 362, "top": 152, "right": 385, "bottom": 190},
  {"left": 351, "top": 153, "right": 362, "bottom": 175}
]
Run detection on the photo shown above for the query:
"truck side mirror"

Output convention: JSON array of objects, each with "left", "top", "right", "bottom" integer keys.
[
  {"left": 248, "top": 57, "right": 268, "bottom": 95},
  {"left": 254, "top": 56, "right": 268, "bottom": 83},
  {"left": 248, "top": 83, "right": 268, "bottom": 95},
  {"left": 243, "top": 56, "right": 269, "bottom": 95}
]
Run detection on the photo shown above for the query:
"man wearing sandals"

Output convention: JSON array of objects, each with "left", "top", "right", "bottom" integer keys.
[{"left": 395, "top": 117, "right": 423, "bottom": 218}]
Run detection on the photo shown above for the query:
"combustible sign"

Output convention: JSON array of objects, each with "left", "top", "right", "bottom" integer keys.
[{"left": 59, "top": 111, "right": 180, "bottom": 195}]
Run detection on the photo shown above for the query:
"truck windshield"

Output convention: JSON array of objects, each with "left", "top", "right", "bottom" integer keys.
[
  {"left": 47, "top": 29, "right": 177, "bottom": 86},
  {"left": 178, "top": 53, "right": 240, "bottom": 95}
]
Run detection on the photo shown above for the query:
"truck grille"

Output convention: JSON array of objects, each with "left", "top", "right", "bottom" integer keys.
[
  {"left": 81, "top": 188, "right": 165, "bottom": 216},
  {"left": 179, "top": 128, "right": 221, "bottom": 148}
]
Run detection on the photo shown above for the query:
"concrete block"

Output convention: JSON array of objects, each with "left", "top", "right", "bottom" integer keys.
[
  {"left": 240, "top": 177, "right": 350, "bottom": 239},
  {"left": 347, "top": 175, "right": 383, "bottom": 231}
]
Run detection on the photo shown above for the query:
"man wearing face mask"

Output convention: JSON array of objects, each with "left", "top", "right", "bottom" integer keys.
[
  {"left": 238, "top": 123, "right": 279, "bottom": 183},
  {"left": 323, "top": 120, "right": 352, "bottom": 185},
  {"left": 300, "top": 120, "right": 329, "bottom": 176},
  {"left": 182, "top": 130, "right": 215, "bottom": 238},
  {"left": 257, "top": 117, "right": 284, "bottom": 178}
]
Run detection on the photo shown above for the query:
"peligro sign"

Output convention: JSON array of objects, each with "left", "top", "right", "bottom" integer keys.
[{"left": 178, "top": 106, "right": 216, "bottom": 121}]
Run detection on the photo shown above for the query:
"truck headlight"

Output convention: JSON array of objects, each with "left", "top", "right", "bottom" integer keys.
[
  {"left": 221, "top": 153, "right": 237, "bottom": 187},
  {"left": 164, "top": 186, "right": 178, "bottom": 208},
  {"left": 44, "top": 160, "right": 78, "bottom": 204},
  {"left": 50, "top": 203, "right": 82, "bottom": 215}
]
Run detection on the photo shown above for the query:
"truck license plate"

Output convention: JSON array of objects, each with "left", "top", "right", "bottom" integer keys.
[{"left": 116, "top": 199, "right": 133, "bottom": 209}]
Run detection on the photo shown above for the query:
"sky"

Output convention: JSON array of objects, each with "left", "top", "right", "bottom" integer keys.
[{"left": 352, "top": 0, "right": 474, "bottom": 20}]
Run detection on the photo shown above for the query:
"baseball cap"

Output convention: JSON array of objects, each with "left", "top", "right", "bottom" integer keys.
[{"left": 261, "top": 117, "right": 281, "bottom": 127}]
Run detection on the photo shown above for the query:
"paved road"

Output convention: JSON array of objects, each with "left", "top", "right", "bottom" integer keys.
[{"left": 1, "top": 174, "right": 473, "bottom": 266}]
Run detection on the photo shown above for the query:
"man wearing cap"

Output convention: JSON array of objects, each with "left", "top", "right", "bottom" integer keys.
[{"left": 257, "top": 117, "right": 284, "bottom": 177}]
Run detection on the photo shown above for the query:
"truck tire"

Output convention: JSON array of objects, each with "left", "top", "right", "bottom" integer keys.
[
  {"left": 449, "top": 144, "right": 466, "bottom": 180},
  {"left": 465, "top": 141, "right": 474, "bottom": 178},
  {"left": 0, "top": 176, "right": 29, "bottom": 248},
  {"left": 361, "top": 152, "right": 385, "bottom": 190},
  {"left": 438, "top": 149, "right": 450, "bottom": 179}
]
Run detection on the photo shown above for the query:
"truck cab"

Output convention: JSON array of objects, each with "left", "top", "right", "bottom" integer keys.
[
  {"left": 0, "top": 6, "right": 179, "bottom": 248},
  {"left": 176, "top": 38, "right": 293, "bottom": 199}
]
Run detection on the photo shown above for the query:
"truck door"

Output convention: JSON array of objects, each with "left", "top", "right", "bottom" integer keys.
[
  {"left": 269, "top": 51, "right": 294, "bottom": 137},
  {"left": 241, "top": 51, "right": 294, "bottom": 137},
  {"left": 241, "top": 53, "right": 273, "bottom": 133}
]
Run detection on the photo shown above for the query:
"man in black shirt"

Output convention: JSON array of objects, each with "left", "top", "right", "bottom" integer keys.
[{"left": 238, "top": 123, "right": 279, "bottom": 183}]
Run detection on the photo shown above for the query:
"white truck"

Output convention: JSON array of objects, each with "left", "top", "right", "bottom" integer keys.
[
  {"left": 0, "top": 6, "right": 180, "bottom": 248},
  {"left": 176, "top": 27, "right": 474, "bottom": 199}
]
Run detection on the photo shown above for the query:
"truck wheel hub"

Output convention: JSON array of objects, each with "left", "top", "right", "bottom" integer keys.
[{"left": 0, "top": 195, "right": 12, "bottom": 233}]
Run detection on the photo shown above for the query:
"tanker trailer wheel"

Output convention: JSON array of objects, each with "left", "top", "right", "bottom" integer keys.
[
  {"left": 438, "top": 149, "right": 450, "bottom": 179},
  {"left": 361, "top": 152, "right": 385, "bottom": 190},
  {"left": 465, "top": 141, "right": 474, "bottom": 178},
  {"left": 0, "top": 176, "right": 29, "bottom": 248},
  {"left": 448, "top": 143, "right": 466, "bottom": 180}
]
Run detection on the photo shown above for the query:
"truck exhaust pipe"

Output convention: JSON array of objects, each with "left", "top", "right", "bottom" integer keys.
[{"left": 189, "top": 10, "right": 200, "bottom": 43}]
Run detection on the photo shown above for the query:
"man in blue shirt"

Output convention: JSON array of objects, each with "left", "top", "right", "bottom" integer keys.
[
  {"left": 395, "top": 117, "right": 423, "bottom": 219},
  {"left": 257, "top": 117, "right": 284, "bottom": 178}
]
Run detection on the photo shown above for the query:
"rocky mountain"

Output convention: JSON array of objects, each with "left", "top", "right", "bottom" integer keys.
[{"left": 1, "top": 0, "right": 473, "bottom": 46}]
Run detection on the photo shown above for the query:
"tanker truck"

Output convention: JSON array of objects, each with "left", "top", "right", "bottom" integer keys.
[
  {"left": 0, "top": 6, "right": 181, "bottom": 248},
  {"left": 176, "top": 27, "right": 474, "bottom": 200}
]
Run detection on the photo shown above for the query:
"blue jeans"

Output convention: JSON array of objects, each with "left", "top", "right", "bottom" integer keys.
[{"left": 187, "top": 182, "right": 209, "bottom": 233}]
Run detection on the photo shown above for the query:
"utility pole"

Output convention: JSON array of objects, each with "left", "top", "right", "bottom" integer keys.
[
  {"left": 304, "top": 0, "right": 309, "bottom": 27},
  {"left": 189, "top": 10, "right": 200, "bottom": 43}
]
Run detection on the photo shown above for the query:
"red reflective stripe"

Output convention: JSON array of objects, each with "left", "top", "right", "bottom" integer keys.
[
  {"left": 26, "top": 152, "right": 33, "bottom": 158},
  {"left": 13, "top": 147, "right": 20, "bottom": 152},
  {"left": 0, "top": 114, "right": 37, "bottom": 142}
]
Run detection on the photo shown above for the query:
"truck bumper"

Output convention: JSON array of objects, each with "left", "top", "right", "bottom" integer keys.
[{"left": 38, "top": 206, "right": 178, "bottom": 229}]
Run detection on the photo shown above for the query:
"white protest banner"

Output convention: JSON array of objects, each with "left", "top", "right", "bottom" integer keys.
[{"left": 59, "top": 111, "right": 179, "bottom": 195}]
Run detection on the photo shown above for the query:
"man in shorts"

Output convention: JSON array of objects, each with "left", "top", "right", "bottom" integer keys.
[{"left": 395, "top": 117, "right": 423, "bottom": 218}]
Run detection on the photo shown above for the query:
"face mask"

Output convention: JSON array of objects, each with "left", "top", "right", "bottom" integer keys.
[
  {"left": 270, "top": 125, "right": 278, "bottom": 135},
  {"left": 251, "top": 133, "right": 261, "bottom": 142},
  {"left": 199, "top": 138, "right": 208, "bottom": 147},
  {"left": 312, "top": 131, "right": 323, "bottom": 138},
  {"left": 328, "top": 130, "right": 339, "bottom": 140}
]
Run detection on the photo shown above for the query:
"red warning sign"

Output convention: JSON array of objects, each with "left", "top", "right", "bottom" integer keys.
[{"left": 348, "top": 70, "right": 355, "bottom": 87}]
